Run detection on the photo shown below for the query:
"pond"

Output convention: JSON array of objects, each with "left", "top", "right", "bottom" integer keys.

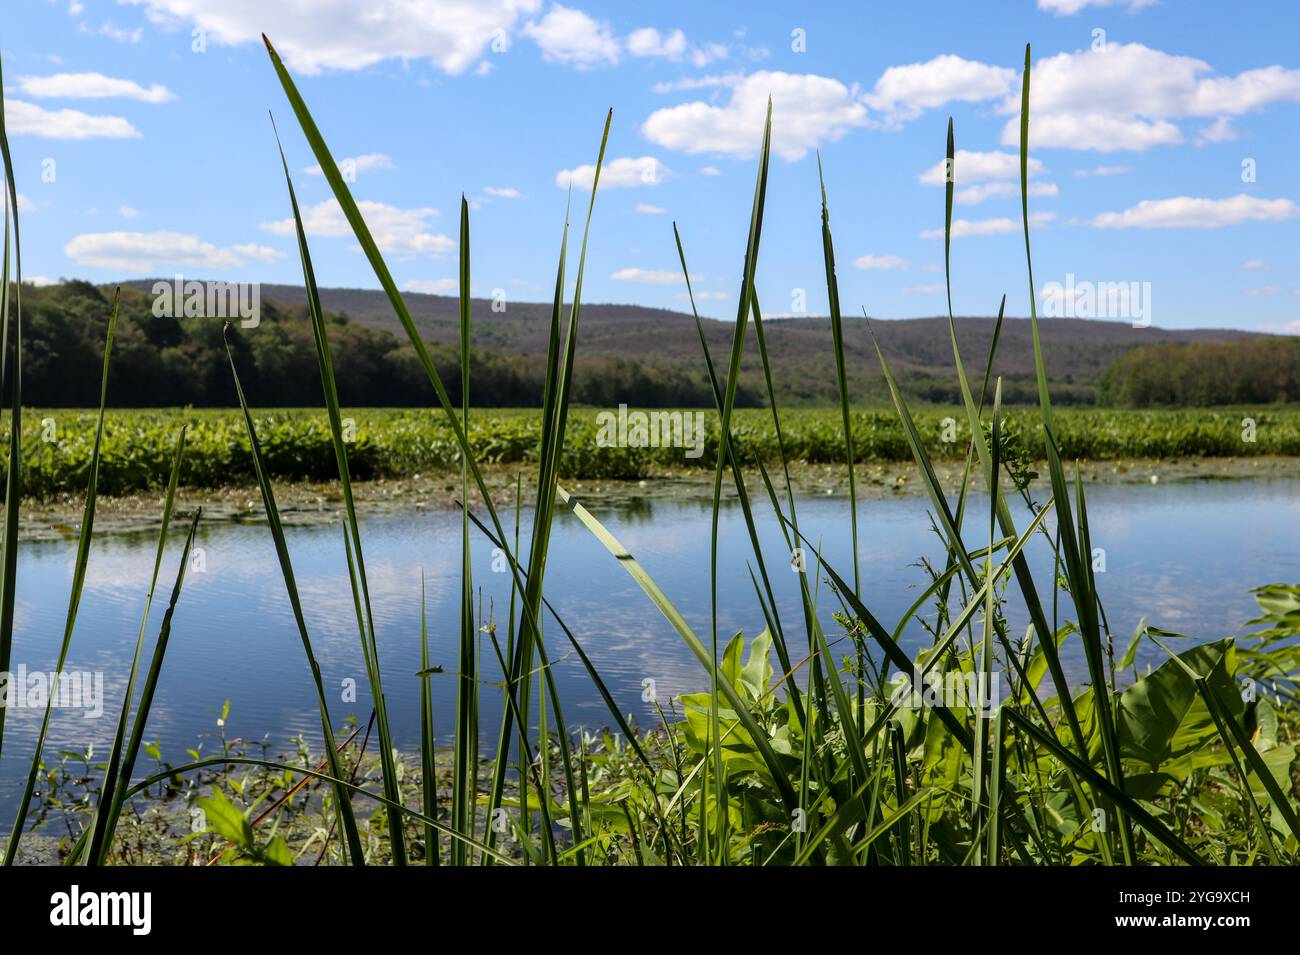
[{"left": 1, "top": 475, "right": 1297, "bottom": 810}]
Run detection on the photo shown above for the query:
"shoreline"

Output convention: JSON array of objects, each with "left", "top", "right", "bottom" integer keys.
[{"left": 15, "top": 454, "right": 1299, "bottom": 541}]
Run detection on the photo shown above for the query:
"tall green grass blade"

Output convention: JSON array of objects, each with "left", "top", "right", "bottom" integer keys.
[
  {"left": 418, "top": 571, "right": 439, "bottom": 865},
  {"left": 1017, "top": 44, "right": 1135, "bottom": 863},
  {"left": 702, "top": 97, "right": 772, "bottom": 859},
  {"left": 5, "top": 291, "right": 117, "bottom": 864},
  {"left": 554, "top": 485, "right": 797, "bottom": 810},
  {"left": 0, "top": 53, "right": 24, "bottom": 768},
  {"left": 85, "top": 426, "right": 188, "bottom": 865},
  {"left": 816, "top": 156, "right": 860, "bottom": 598},
  {"left": 222, "top": 326, "right": 366, "bottom": 865},
  {"left": 271, "top": 122, "right": 407, "bottom": 864}
]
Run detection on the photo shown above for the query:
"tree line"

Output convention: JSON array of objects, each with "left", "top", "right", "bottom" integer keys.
[
  {"left": 1098, "top": 337, "right": 1300, "bottom": 406},
  {"left": 17, "top": 282, "right": 727, "bottom": 408}
]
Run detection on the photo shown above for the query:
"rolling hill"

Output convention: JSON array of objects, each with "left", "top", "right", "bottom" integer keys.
[{"left": 120, "top": 279, "right": 1266, "bottom": 405}]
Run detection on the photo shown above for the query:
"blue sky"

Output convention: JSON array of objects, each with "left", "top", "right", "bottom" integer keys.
[{"left": 4, "top": 0, "right": 1300, "bottom": 331}]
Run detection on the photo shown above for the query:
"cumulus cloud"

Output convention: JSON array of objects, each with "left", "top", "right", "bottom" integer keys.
[
  {"left": 65, "top": 230, "right": 282, "bottom": 271},
  {"left": 1000, "top": 43, "right": 1300, "bottom": 152},
  {"left": 919, "top": 149, "right": 1045, "bottom": 186},
  {"left": 955, "top": 181, "right": 1059, "bottom": 205},
  {"left": 1091, "top": 195, "right": 1300, "bottom": 229},
  {"left": 556, "top": 156, "right": 667, "bottom": 189},
  {"left": 122, "top": 0, "right": 541, "bottom": 75},
  {"left": 261, "top": 198, "right": 454, "bottom": 256},
  {"left": 635, "top": 203, "right": 666, "bottom": 214},
  {"left": 3, "top": 98, "right": 139, "bottom": 138},
  {"left": 17, "top": 72, "right": 174, "bottom": 102},
  {"left": 864, "top": 54, "right": 1015, "bottom": 124},
  {"left": 522, "top": 4, "right": 619, "bottom": 68},
  {"left": 483, "top": 186, "right": 523, "bottom": 198},
  {"left": 627, "top": 27, "right": 726, "bottom": 67},
  {"left": 921, "top": 211, "right": 1055, "bottom": 239},
  {"left": 643, "top": 70, "right": 867, "bottom": 161}
]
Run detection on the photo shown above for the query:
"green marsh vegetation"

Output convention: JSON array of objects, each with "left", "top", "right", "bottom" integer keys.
[
  {"left": 0, "top": 42, "right": 1298, "bottom": 866},
  {"left": 6, "top": 404, "right": 1300, "bottom": 495}
]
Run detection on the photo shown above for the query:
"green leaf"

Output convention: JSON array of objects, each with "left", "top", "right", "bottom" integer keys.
[{"left": 1116, "top": 637, "right": 1242, "bottom": 768}]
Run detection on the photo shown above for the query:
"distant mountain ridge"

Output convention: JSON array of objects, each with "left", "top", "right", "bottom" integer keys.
[{"left": 118, "top": 279, "right": 1267, "bottom": 405}]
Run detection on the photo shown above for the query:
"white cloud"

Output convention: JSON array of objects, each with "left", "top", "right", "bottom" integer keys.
[
  {"left": 627, "top": 27, "right": 725, "bottom": 67},
  {"left": 522, "top": 4, "right": 619, "bottom": 69},
  {"left": 404, "top": 278, "right": 459, "bottom": 294},
  {"left": 261, "top": 198, "right": 454, "bottom": 256},
  {"left": 1037, "top": 0, "right": 1159, "bottom": 13},
  {"left": 679, "top": 290, "right": 728, "bottom": 301},
  {"left": 1000, "top": 43, "right": 1300, "bottom": 152},
  {"left": 699, "top": 165, "right": 721, "bottom": 176},
  {"left": 853, "top": 254, "right": 909, "bottom": 270},
  {"left": 611, "top": 268, "right": 686, "bottom": 285},
  {"left": 483, "top": 186, "right": 523, "bottom": 198},
  {"left": 556, "top": 156, "right": 667, "bottom": 189},
  {"left": 15, "top": 193, "right": 36, "bottom": 213},
  {"left": 17, "top": 72, "right": 174, "bottom": 103},
  {"left": 306, "top": 153, "right": 395, "bottom": 176},
  {"left": 23, "top": 276, "right": 55, "bottom": 286},
  {"left": 1245, "top": 286, "right": 1279, "bottom": 298},
  {"left": 1240, "top": 259, "right": 1266, "bottom": 271},
  {"left": 643, "top": 70, "right": 867, "bottom": 161},
  {"left": 64, "top": 230, "right": 282, "bottom": 272},
  {"left": 627, "top": 27, "right": 685, "bottom": 58},
  {"left": 119, "top": 205, "right": 142, "bottom": 219},
  {"left": 865, "top": 54, "right": 1015, "bottom": 124},
  {"left": 1091, "top": 195, "right": 1300, "bottom": 229},
  {"left": 231, "top": 243, "right": 283, "bottom": 261},
  {"left": 3, "top": 98, "right": 139, "bottom": 138},
  {"left": 122, "top": 0, "right": 541, "bottom": 75},
  {"left": 635, "top": 203, "right": 666, "bottom": 214},
  {"left": 955, "top": 181, "right": 1059, "bottom": 205},
  {"left": 919, "top": 149, "right": 1044, "bottom": 186},
  {"left": 921, "top": 211, "right": 1055, "bottom": 239},
  {"left": 651, "top": 72, "right": 744, "bottom": 94}
]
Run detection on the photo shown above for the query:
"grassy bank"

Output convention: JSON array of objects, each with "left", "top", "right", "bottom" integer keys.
[{"left": 10, "top": 404, "right": 1300, "bottom": 496}]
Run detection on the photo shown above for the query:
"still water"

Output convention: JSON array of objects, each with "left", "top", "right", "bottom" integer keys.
[{"left": 1, "top": 477, "right": 1296, "bottom": 806}]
